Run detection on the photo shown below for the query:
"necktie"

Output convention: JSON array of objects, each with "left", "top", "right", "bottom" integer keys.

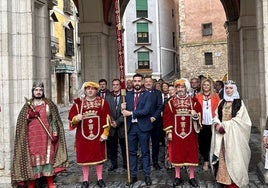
[{"left": 134, "top": 93, "right": 139, "bottom": 110}]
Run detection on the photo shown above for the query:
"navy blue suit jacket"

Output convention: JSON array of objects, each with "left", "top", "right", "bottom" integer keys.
[{"left": 125, "top": 90, "right": 152, "bottom": 132}]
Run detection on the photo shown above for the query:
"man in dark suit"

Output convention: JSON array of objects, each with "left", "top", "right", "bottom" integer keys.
[
  {"left": 106, "top": 79, "right": 126, "bottom": 171},
  {"left": 97, "top": 79, "right": 110, "bottom": 99},
  {"left": 121, "top": 73, "right": 152, "bottom": 186},
  {"left": 215, "top": 80, "right": 224, "bottom": 99},
  {"left": 144, "top": 75, "right": 163, "bottom": 170}
]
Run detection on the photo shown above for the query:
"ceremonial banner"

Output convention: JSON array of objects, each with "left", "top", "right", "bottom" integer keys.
[{"left": 114, "top": 0, "right": 126, "bottom": 89}]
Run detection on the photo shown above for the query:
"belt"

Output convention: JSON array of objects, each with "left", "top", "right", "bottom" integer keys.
[{"left": 202, "top": 124, "right": 212, "bottom": 126}]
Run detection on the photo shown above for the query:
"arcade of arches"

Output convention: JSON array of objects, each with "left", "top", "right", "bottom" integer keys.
[{"left": 1, "top": 0, "right": 268, "bottom": 185}]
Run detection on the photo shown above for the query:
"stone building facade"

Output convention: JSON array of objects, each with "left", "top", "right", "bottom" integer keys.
[
  {"left": 123, "top": 0, "right": 177, "bottom": 80},
  {"left": 176, "top": 0, "right": 228, "bottom": 80},
  {"left": 50, "top": 0, "right": 80, "bottom": 105}
]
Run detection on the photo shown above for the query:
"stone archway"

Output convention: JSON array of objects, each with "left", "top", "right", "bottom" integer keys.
[{"left": 73, "top": 0, "right": 129, "bottom": 85}]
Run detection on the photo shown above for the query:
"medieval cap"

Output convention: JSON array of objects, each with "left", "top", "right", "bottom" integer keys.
[
  {"left": 32, "top": 81, "right": 44, "bottom": 89},
  {"left": 82, "top": 81, "right": 99, "bottom": 89},
  {"left": 174, "top": 78, "right": 191, "bottom": 91}
]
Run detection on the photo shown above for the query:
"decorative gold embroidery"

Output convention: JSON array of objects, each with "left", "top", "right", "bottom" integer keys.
[
  {"left": 223, "top": 102, "right": 232, "bottom": 121},
  {"left": 88, "top": 122, "right": 95, "bottom": 139},
  {"left": 180, "top": 122, "right": 186, "bottom": 136},
  {"left": 83, "top": 110, "right": 97, "bottom": 117}
]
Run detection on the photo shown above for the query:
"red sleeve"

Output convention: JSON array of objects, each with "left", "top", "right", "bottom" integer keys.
[
  {"left": 68, "top": 98, "right": 81, "bottom": 130},
  {"left": 163, "top": 101, "right": 174, "bottom": 130},
  {"left": 100, "top": 100, "right": 111, "bottom": 126}
]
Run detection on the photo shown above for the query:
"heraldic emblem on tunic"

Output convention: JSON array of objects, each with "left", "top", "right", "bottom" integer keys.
[
  {"left": 174, "top": 114, "right": 192, "bottom": 139},
  {"left": 81, "top": 116, "right": 100, "bottom": 140}
]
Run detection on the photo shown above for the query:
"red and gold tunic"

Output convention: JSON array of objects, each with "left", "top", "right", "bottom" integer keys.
[
  {"left": 163, "top": 95, "right": 201, "bottom": 166},
  {"left": 28, "top": 104, "right": 56, "bottom": 167},
  {"left": 68, "top": 97, "right": 111, "bottom": 165}
]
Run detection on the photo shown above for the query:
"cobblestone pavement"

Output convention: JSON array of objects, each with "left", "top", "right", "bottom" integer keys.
[{"left": 51, "top": 107, "right": 268, "bottom": 188}]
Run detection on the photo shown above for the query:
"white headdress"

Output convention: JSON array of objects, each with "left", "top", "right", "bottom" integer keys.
[{"left": 223, "top": 80, "right": 240, "bottom": 101}]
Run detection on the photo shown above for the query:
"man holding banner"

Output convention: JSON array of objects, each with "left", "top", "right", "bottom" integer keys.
[{"left": 121, "top": 73, "right": 153, "bottom": 186}]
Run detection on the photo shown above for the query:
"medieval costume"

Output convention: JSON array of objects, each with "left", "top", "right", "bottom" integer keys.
[
  {"left": 210, "top": 80, "right": 251, "bottom": 188},
  {"left": 68, "top": 81, "right": 111, "bottom": 188},
  {"left": 11, "top": 81, "right": 68, "bottom": 187},
  {"left": 163, "top": 93, "right": 201, "bottom": 166},
  {"left": 163, "top": 78, "right": 201, "bottom": 187}
]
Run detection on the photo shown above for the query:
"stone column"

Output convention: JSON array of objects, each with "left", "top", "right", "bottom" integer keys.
[
  {"left": 0, "top": 0, "right": 51, "bottom": 185},
  {"left": 64, "top": 73, "right": 70, "bottom": 105},
  {"left": 238, "top": 7, "right": 260, "bottom": 127},
  {"left": 225, "top": 21, "right": 241, "bottom": 87},
  {"left": 257, "top": 0, "right": 268, "bottom": 135},
  {"left": 79, "top": 22, "right": 110, "bottom": 83},
  {"left": 256, "top": 0, "right": 268, "bottom": 183}
]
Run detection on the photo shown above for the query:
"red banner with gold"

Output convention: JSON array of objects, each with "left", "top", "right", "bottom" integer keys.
[{"left": 114, "top": 0, "right": 126, "bottom": 89}]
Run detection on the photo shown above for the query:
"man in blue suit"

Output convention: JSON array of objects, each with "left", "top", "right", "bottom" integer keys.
[
  {"left": 144, "top": 75, "right": 163, "bottom": 170},
  {"left": 121, "top": 73, "right": 153, "bottom": 186}
]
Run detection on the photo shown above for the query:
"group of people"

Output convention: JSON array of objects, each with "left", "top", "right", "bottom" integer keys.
[{"left": 11, "top": 74, "right": 254, "bottom": 188}]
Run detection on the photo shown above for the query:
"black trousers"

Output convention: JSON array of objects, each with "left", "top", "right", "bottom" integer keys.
[
  {"left": 198, "top": 125, "right": 212, "bottom": 162},
  {"left": 150, "top": 124, "right": 162, "bottom": 163},
  {"left": 107, "top": 131, "right": 127, "bottom": 167}
]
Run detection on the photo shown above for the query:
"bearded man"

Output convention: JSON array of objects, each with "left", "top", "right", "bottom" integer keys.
[{"left": 11, "top": 81, "right": 68, "bottom": 188}]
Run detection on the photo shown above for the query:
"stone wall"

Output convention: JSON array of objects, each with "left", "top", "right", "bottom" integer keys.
[{"left": 180, "top": 41, "right": 228, "bottom": 81}]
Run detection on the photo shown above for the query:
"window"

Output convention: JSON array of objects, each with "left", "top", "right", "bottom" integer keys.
[
  {"left": 202, "top": 23, "right": 212, "bottom": 36},
  {"left": 204, "top": 52, "right": 213, "bottom": 65},
  {"left": 137, "top": 23, "right": 149, "bottom": 43},
  {"left": 136, "top": 0, "right": 148, "bottom": 18},
  {"left": 65, "top": 24, "right": 74, "bottom": 56},
  {"left": 63, "top": 0, "right": 73, "bottom": 15},
  {"left": 138, "top": 52, "right": 150, "bottom": 69}
]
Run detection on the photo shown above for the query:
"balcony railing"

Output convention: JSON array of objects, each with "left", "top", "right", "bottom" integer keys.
[
  {"left": 135, "top": 33, "right": 152, "bottom": 45},
  {"left": 63, "top": 0, "right": 73, "bottom": 15},
  {"left": 51, "top": 36, "right": 59, "bottom": 56}
]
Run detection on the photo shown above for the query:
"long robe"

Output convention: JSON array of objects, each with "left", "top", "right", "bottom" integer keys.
[
  {"left": 210, "top": 100, "right": 251, "bottom": 188},
  {"left": 163, "top": 95, "right": 201, "bottom": 166},
  {"left": 68, "top": 97, "right": 111, "bottom": 165},
  {"left": 11, "top": 98, "right": 68, "bottom": 185}
]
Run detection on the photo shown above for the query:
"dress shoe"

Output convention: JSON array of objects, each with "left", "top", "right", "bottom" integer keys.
[
  {"left": 108, "top": 165, "right": 118, "bottom": 171},
  {"left": 189, "top": 178, "right": 198, "bottom": 187},
  {"left": 173, "top": 178, "right": 182, "bottom": 187},
  {"left": 153, "top": 162, "right": 162, "bottom": 170},
  {"left": 81, "top": 181, "right": 89, "bottom": 188},
  {"left": 97, "top": 179, "right": 106, "bottom": 188},
  {"left": 144, "top": 175, "right": 152, "bottom": 186},
  {"left": 126, "top": 176, "right": 137, "bottom": 186}
]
